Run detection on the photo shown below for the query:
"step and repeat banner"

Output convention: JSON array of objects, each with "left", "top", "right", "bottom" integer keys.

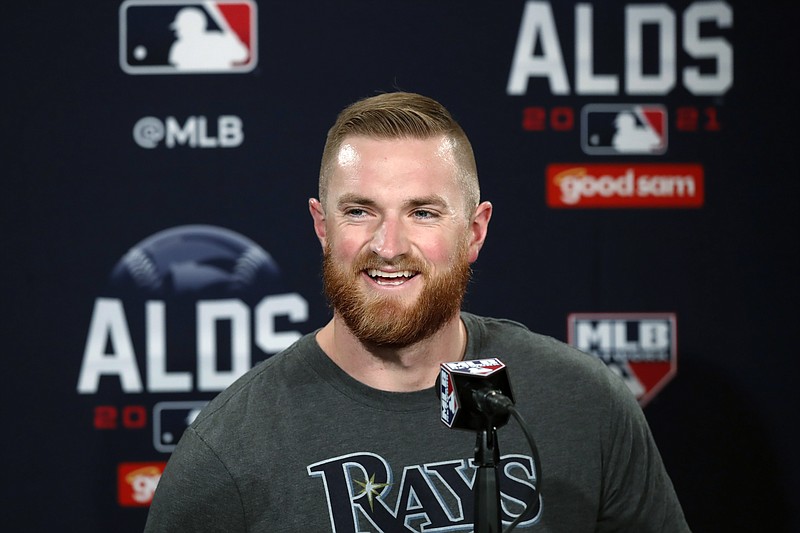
[{"left": 4, "top": 1, "right": 798, "bottom": 531}]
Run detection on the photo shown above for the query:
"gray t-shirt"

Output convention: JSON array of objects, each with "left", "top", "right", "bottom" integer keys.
[{"left": 145, "top": 313, "right": 689, "bottom": 532}]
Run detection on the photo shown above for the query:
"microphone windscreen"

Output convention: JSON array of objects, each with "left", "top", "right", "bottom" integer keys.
[{"left": 439, "top": 358, "right": 514, "bottom": 431}]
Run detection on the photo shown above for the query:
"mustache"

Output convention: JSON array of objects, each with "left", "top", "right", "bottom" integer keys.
[{"left": 351, "top": 253, "right": 429, "bottom": 275}]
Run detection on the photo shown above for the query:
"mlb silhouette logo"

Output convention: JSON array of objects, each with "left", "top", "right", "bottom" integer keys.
[
  {"left": 581, "top": 104, "right": 667, "bottom": 155},
  {"left": 153, "top": 401, "right": 207, "bottom": 452},
  {"left": 119, "top": 0, "right": 257, "bottom": 74}
]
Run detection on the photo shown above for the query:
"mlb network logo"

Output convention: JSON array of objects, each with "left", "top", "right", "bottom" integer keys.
[
  {"left": 568, "top": 313, "right": 677, "bottom": 406},
  {"left": 119, "top": 1, "right": 257, "bottom": 74},
  {"left": 582, "top": 104, "right": 667, "bottom": 155}
]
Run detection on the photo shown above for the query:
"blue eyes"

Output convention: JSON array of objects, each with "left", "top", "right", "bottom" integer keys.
[{"left": 343, "top": 209, "right": 438, "bottom": 219}]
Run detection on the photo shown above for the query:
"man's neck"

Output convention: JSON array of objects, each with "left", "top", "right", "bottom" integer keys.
[{"left": 315, "top": 314, "right": 467, "bottom": 392}]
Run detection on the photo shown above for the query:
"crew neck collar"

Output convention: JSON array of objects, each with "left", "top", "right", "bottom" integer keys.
[{"left": 298, "top": 313, "right": 483, "bottom": 412}]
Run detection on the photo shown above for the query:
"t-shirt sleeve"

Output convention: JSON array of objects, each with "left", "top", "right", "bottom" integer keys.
[
  {"left": 596, "top": 373, "right": 691, "bottom": 532},
  {"left": 144, "top": 427, "right": 246, "bottom": 533}
]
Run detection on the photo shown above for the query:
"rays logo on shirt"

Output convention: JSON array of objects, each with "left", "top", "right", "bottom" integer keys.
[
  {"left": 119, "top": 0, "right": 257, "bottom": 74},
  {"left": 581, "top": 104, "right": 667, "bottom": 155},
  {"left": 308, "top": 452, "right": 541, "bottom": 531}
]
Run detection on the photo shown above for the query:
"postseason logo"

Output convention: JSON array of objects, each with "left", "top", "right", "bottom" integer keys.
[
  {"left": 567, "top": 313, "right": 677, "bottom": 406},
  {"left": 582, "top": 104, "right": 667, "bottom": 155},
  {"left": 119, "top": 0, "right": 257, "bottom": 74},
  {"left": 80, "top": 225, "right": 311, "bottom": 507}
]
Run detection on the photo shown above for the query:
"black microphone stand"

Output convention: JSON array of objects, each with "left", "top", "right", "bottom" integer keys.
[
  {"left": 437, "top": 362, "right": 516, "bottom": 532},
  {"left": 473, "top": 423, "right": 502, "bottom": 532}
]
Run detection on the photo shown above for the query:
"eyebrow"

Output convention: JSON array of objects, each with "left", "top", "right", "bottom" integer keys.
[
  {"left": 336, "top": 193, "right": 450, "bottom": 211},
  {"left": 336, "top": 194, "right": 377, "bottom": 211},
  {"left": 404, "top": 195, "right": 449, "bottom": 210}
]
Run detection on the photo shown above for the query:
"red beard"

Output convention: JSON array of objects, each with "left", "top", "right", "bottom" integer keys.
[{"left": 322, "top": 242, "right": 472, "bottom": 348}]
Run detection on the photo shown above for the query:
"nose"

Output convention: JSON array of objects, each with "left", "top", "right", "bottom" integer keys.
[{"left": 369, "top": 217, "right": 409, "bottom": 260}]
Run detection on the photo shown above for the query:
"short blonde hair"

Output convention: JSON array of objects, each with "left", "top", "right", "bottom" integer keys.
[{"left": 318, "top": 92, "right": 480, "bottom": 213}]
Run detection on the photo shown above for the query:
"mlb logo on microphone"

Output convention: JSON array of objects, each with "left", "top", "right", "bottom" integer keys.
[
  {"left": 439, "top": 369, "right": 458, "bottom": 428},
  {"left": 581, "top": 104, "right": 667, "bottom": 155},
  {"left": 567, "top": 313, "right": 677, "bottom": 406},
  {"left": 119, "top": 0, "right": 257, "bottom": 74},
  {"left": 439, "top": 359, "right": 508, "bottom": 429}
]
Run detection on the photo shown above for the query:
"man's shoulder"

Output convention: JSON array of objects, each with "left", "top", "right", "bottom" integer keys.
[
  {"left": 463, "top": 312, "right": 611, "bottom": 378},
  {"left": 463, "top": 312, "right": 578, "bottom": 354},
  {"left": 190, "top": 332, "right": 317, "bottom": 436}
]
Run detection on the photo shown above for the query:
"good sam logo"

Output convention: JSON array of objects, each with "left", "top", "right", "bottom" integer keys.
[{"left": 547, "top": 164, "right": 703, "bottom": 208}]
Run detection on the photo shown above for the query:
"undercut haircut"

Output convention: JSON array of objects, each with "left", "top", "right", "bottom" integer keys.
[{"left": 318, "top": 92, "right": 480, "bottom": 215}]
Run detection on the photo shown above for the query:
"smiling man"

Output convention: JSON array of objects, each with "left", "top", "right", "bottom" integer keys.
[
  {"left": 145, "top": 92, "right": 690, "bottom": 532},
  {"left": 309, "top": 124, "right": 491, "bottom": 392}
]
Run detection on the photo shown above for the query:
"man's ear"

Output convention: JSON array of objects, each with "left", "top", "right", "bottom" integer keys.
[
  {"left": 308, "top": 198, "right": 327, "bottom": 249},
  {"left": 467, "top": 201, "right": 492, "bottom": 263}
]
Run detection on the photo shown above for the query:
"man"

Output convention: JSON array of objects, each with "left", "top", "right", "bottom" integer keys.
[{"left": 145, "top": 92, "right": 689, "bottom": 532}]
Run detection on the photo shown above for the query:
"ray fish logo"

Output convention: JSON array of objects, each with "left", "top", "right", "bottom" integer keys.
[
  {"left": 120, "top": 0, "right": 257, "bottom": 74},
  {"left": 582, "top": 104, "right": 667, "bottom": 155}
]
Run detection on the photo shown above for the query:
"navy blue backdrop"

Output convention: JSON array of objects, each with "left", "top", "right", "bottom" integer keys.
[{"left": 3, "top": 1, "right": 798, "bottom": 531}]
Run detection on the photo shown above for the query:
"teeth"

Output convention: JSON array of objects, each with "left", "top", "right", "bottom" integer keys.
[
  {"left": 376, "top": 279, "right": 404, "bottom": 286},
  {"left": 367, "top": 269, "right": 415, "bottom": 279},
  {"left": 366, "top": 269, "right": 416, "bottom": 285}
]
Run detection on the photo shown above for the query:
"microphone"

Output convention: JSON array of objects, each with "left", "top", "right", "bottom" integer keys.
[
  {"left": 437, "top": 358, "right": 541, "bottom": 533},
  {"left": 438, "top": 358, "right": 515, "bottom": 431}
]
